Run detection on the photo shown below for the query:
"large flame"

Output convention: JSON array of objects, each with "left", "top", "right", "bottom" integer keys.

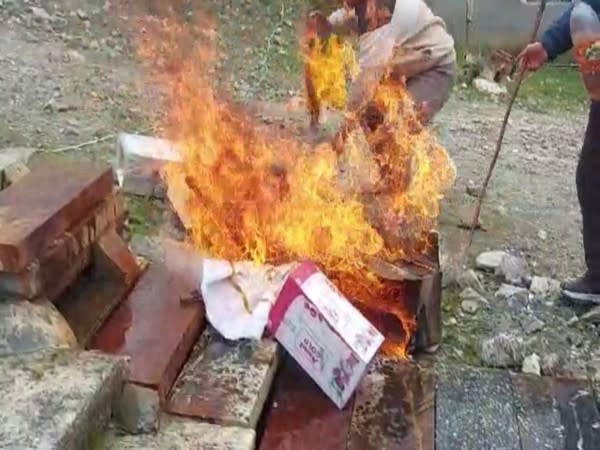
[{"left": 137, "top": 14, "right": 455, "bottom": 357}]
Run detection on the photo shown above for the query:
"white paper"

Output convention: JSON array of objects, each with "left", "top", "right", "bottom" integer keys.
[{"left": 200, "top": 259, "right": 292, "bottom": 340}]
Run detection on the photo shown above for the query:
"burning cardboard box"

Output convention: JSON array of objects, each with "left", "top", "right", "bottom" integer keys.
[
  {"left": 268, "top": 262, "right": 384, "bottom": 409},
  {"left": 164, "top": 242, "right": 383, "bottom": 409}
]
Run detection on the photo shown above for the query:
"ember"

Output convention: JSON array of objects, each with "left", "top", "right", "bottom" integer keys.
[{"left": 136, "top": 13, "right": 455, "bottom": 357}]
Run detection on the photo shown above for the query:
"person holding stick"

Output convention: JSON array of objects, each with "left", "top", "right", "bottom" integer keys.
[{"left": 519, "top": 0, "right": 600, "bottom": 303}]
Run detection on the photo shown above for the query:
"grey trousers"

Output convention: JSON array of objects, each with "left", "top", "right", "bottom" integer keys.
[{"left": 406, "top": 62, "right": 456, "bottom": 124}]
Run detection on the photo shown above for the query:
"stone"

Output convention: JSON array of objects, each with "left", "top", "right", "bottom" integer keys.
[
  {"left": 457, "top": 270, "right": 484, "bottom": 293},
  {"left": 523, "top": 318, "right": 545, "bottom": 334},
  {"left": 91, "top": 264, "right": 206, "bottom": 402},
  {"left": 466, "top": 183, "right": 482, "bottom": 198},
  {"left": 473, "top": 77, "right": 508, "bottom": 96},
  {"left": 63, "top": 50, "right": 85, "bottom": 63},
  {"left": 495, "top": 284, "right": 530, "bottom": 304},
  {"left": 167, "top": 331, "right": 279, "bottom": 429},
  {"left": 581, "top": 305, "right": 600, "bottom": 324},
  {"left": 461, "top": 300, "right": 480, "bottom": 314},
  {"left": 0, "top": 349, "right": 126, "bottom": 449},
  {"left": 129, "top": 235, "right": 164, "bottom": 263},
  {"left": 105, "top": 416, "right": 255, "bottom": 450},
  {"left": 522, "top": 354, "right": 541, "bottom": 375},
  {"left": 29, "top": 6, "right": 52, "bottom": 21},
  {"left": 476, "top": 250, "right": 508, "bottom": 271},
  {"left": 0, "top": 161, "right": 114, "bottom": 272},
  {"left": 541, "top": 353, "right": 561, "bottom": 376},
  {"left": 529, "top": 276, "right": 561, "bottom": 299},
  {"left": 460, "top": 287, "right": 489, "bottom": 304},
  {"left": 495, "top": 255, "right": 529, "bottom": 286},
  {"left": 115, "top": 383, "right": 159, "bottom": 434},
  {"left": 481, "top": 333, "right": 526, "bottom": 368},
  {"left": 0, "top": 298, "right": 77, "bottom": 356},
  {"left": 76, "top": 9, "right": 89, "bottom": 20},
  {"left": 0, "top": 147, "right": 35, "bottom": 190}
]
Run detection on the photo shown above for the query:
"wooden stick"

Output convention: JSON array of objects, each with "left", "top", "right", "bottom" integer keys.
[{"left": 467, "top": 0, "right": 547, "bottom": 247}]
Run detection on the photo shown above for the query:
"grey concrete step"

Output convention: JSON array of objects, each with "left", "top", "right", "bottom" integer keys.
[
  {"left": 105, "top": 415, "right": 255, "bottom": 450},
  {"left": 0, "top": 348, "right": 126, "bottom": 450}
]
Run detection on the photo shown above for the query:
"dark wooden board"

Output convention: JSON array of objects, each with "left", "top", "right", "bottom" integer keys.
[
  {"left": 552, "top": 378, "right": 600, "bottom": 449},
  {"left": 509, "top": 373, "right": 563, "bottom": 450},
  {"left": 348, "top": 357, "right": 434, "bottom": 450},
  {"left": 259, "top": 357, "right": 354, "bottom": 450},
  {"left": 0, "top": 161, "right": 113, "bottom": 271}
]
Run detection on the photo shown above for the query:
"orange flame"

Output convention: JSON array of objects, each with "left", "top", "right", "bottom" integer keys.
[{"left": 136, "top": 14, "right": 455, "bottom": 357}]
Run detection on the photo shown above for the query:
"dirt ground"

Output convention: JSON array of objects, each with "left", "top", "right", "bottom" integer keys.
[{"left": 1, "top": 1, "right": 598, "bottom": 379}]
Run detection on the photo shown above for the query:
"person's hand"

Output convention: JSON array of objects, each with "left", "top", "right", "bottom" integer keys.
[{"left": 517, "top": 42, "right": 548, "bottom": 72}]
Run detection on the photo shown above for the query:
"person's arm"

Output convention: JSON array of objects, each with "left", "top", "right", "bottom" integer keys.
[{"left": 539, "top": 2, "right": 576, "bottom": 60}]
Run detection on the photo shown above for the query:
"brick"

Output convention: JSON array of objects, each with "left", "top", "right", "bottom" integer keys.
[
  {"left": 348, "top": 357, "right": 435, "bottom": 450},
  {"left": 260, "top": 357, "right": 354, "bottom": 450},
  {"left": 90, "top": 264, "right": 205, "bottom": 403},
  {"left": 53, "top": 209, "right": 137, "bottom": 347},
  {"left": 0, "top": 194, "right": 125, "bottom": 300},
  {"left": 0, "top": 161, "right": 114, "bottom": 272},
  {"left": 166, "top": 330, "right": 279, "bottom": 428}
]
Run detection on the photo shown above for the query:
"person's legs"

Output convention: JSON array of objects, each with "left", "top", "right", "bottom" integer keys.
[
  {"left": 405, "top": 63, "right": 455, "bottom": 125},
  {"left": 562, "top": 100, "right": 600, "bottom": 303}
]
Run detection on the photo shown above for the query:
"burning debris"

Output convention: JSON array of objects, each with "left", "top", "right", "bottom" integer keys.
[{"left": 133, "top": 10, "right": 455, "bottom": 359}]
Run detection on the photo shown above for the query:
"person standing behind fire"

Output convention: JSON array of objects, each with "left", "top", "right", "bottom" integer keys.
[
  {"left": 519, "top": 0, "right": 600, "bottom": 303},
  {"left": 326, "top": 0, "right": 456, "bottom": 125}
]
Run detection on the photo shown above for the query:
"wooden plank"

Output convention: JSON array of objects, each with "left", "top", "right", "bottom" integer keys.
[
  {"left": 259, "top": 356, "right": 354, "bottom": 450},
  {"left": 90, "top": 264, "right": 205, "bottom": 403},
  {"left": 435, "top": 366, "right": 521, "bottom": 450},
  {"left": 553, "top": 378, "right": 600, "bottom": 449},
  {"left": 0, "top": 161, "right": 113, "bottom": 272},
  {"left": 166, "top": 330, "right": 279, "bottom": 429},
  {"left": 509, "top": 373, "right": 563, "bottom": 450},
  {"left": 347, "top": 357, "right": 434, "bottom": 450},
  {"left": 0, "top": 193, "right": 125, "bottom": 300}
]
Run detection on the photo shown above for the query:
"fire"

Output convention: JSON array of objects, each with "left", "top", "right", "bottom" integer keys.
[
  {"left": 137, "top": 14, "right": 455, "bottom": 357},
  {"left": 303, "top": 34, "right": 358, "bottom": 111}
]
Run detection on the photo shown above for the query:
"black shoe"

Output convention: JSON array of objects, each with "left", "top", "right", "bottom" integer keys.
[{"left": 561, "top": 273, "right": 600, "bottom": 304}]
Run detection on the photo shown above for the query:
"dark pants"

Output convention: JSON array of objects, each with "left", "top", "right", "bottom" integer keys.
[{"left": 578, "top": 101, "right": 600, "bottom": 278}]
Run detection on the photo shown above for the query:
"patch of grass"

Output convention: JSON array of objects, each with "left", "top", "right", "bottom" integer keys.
[
  {"left": 517, "top": 66, "right": 587, "bottom": 112},
  {"left": 124, "top": 195, "right": 162, "bottom": 236}
]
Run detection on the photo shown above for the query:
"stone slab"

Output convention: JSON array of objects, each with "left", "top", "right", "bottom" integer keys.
[
  {"left": 0, "top": 161, "right": 114, "bottom": 272},
  {"left": 0, "top": 349, "right": 126, "bottom": 450},
  {"left": 0, "top": 298, "right": 77, "bottom": 356},
  {"left": 348, "top": 357, "right": 434, "bottom": 450},
  {"left": 106, "top": 415, "right": 255, "bottom": 450},
  {"left": 553, "top": 378, "right": 600, "bottom": 449},
  {"left": 259, "top": 356, "right": 354, "bottom": 450},
  {"left": 91, "top": 263, "right": 205, "bottom": 402},
  {"left": 0, "top": 193, "right": 125, "bottom": 300},
  {"left": 435, "top": 366, "right": 521, "bottom": 450},
  {"left": 166, "top": 330, "right": 279, "bottom": 429},
  {"left": 114, "top": 383, "right": 160, "bottom": 435},
  {"left": 509, "top": 373, "right": 563, "bottom": 450}
]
